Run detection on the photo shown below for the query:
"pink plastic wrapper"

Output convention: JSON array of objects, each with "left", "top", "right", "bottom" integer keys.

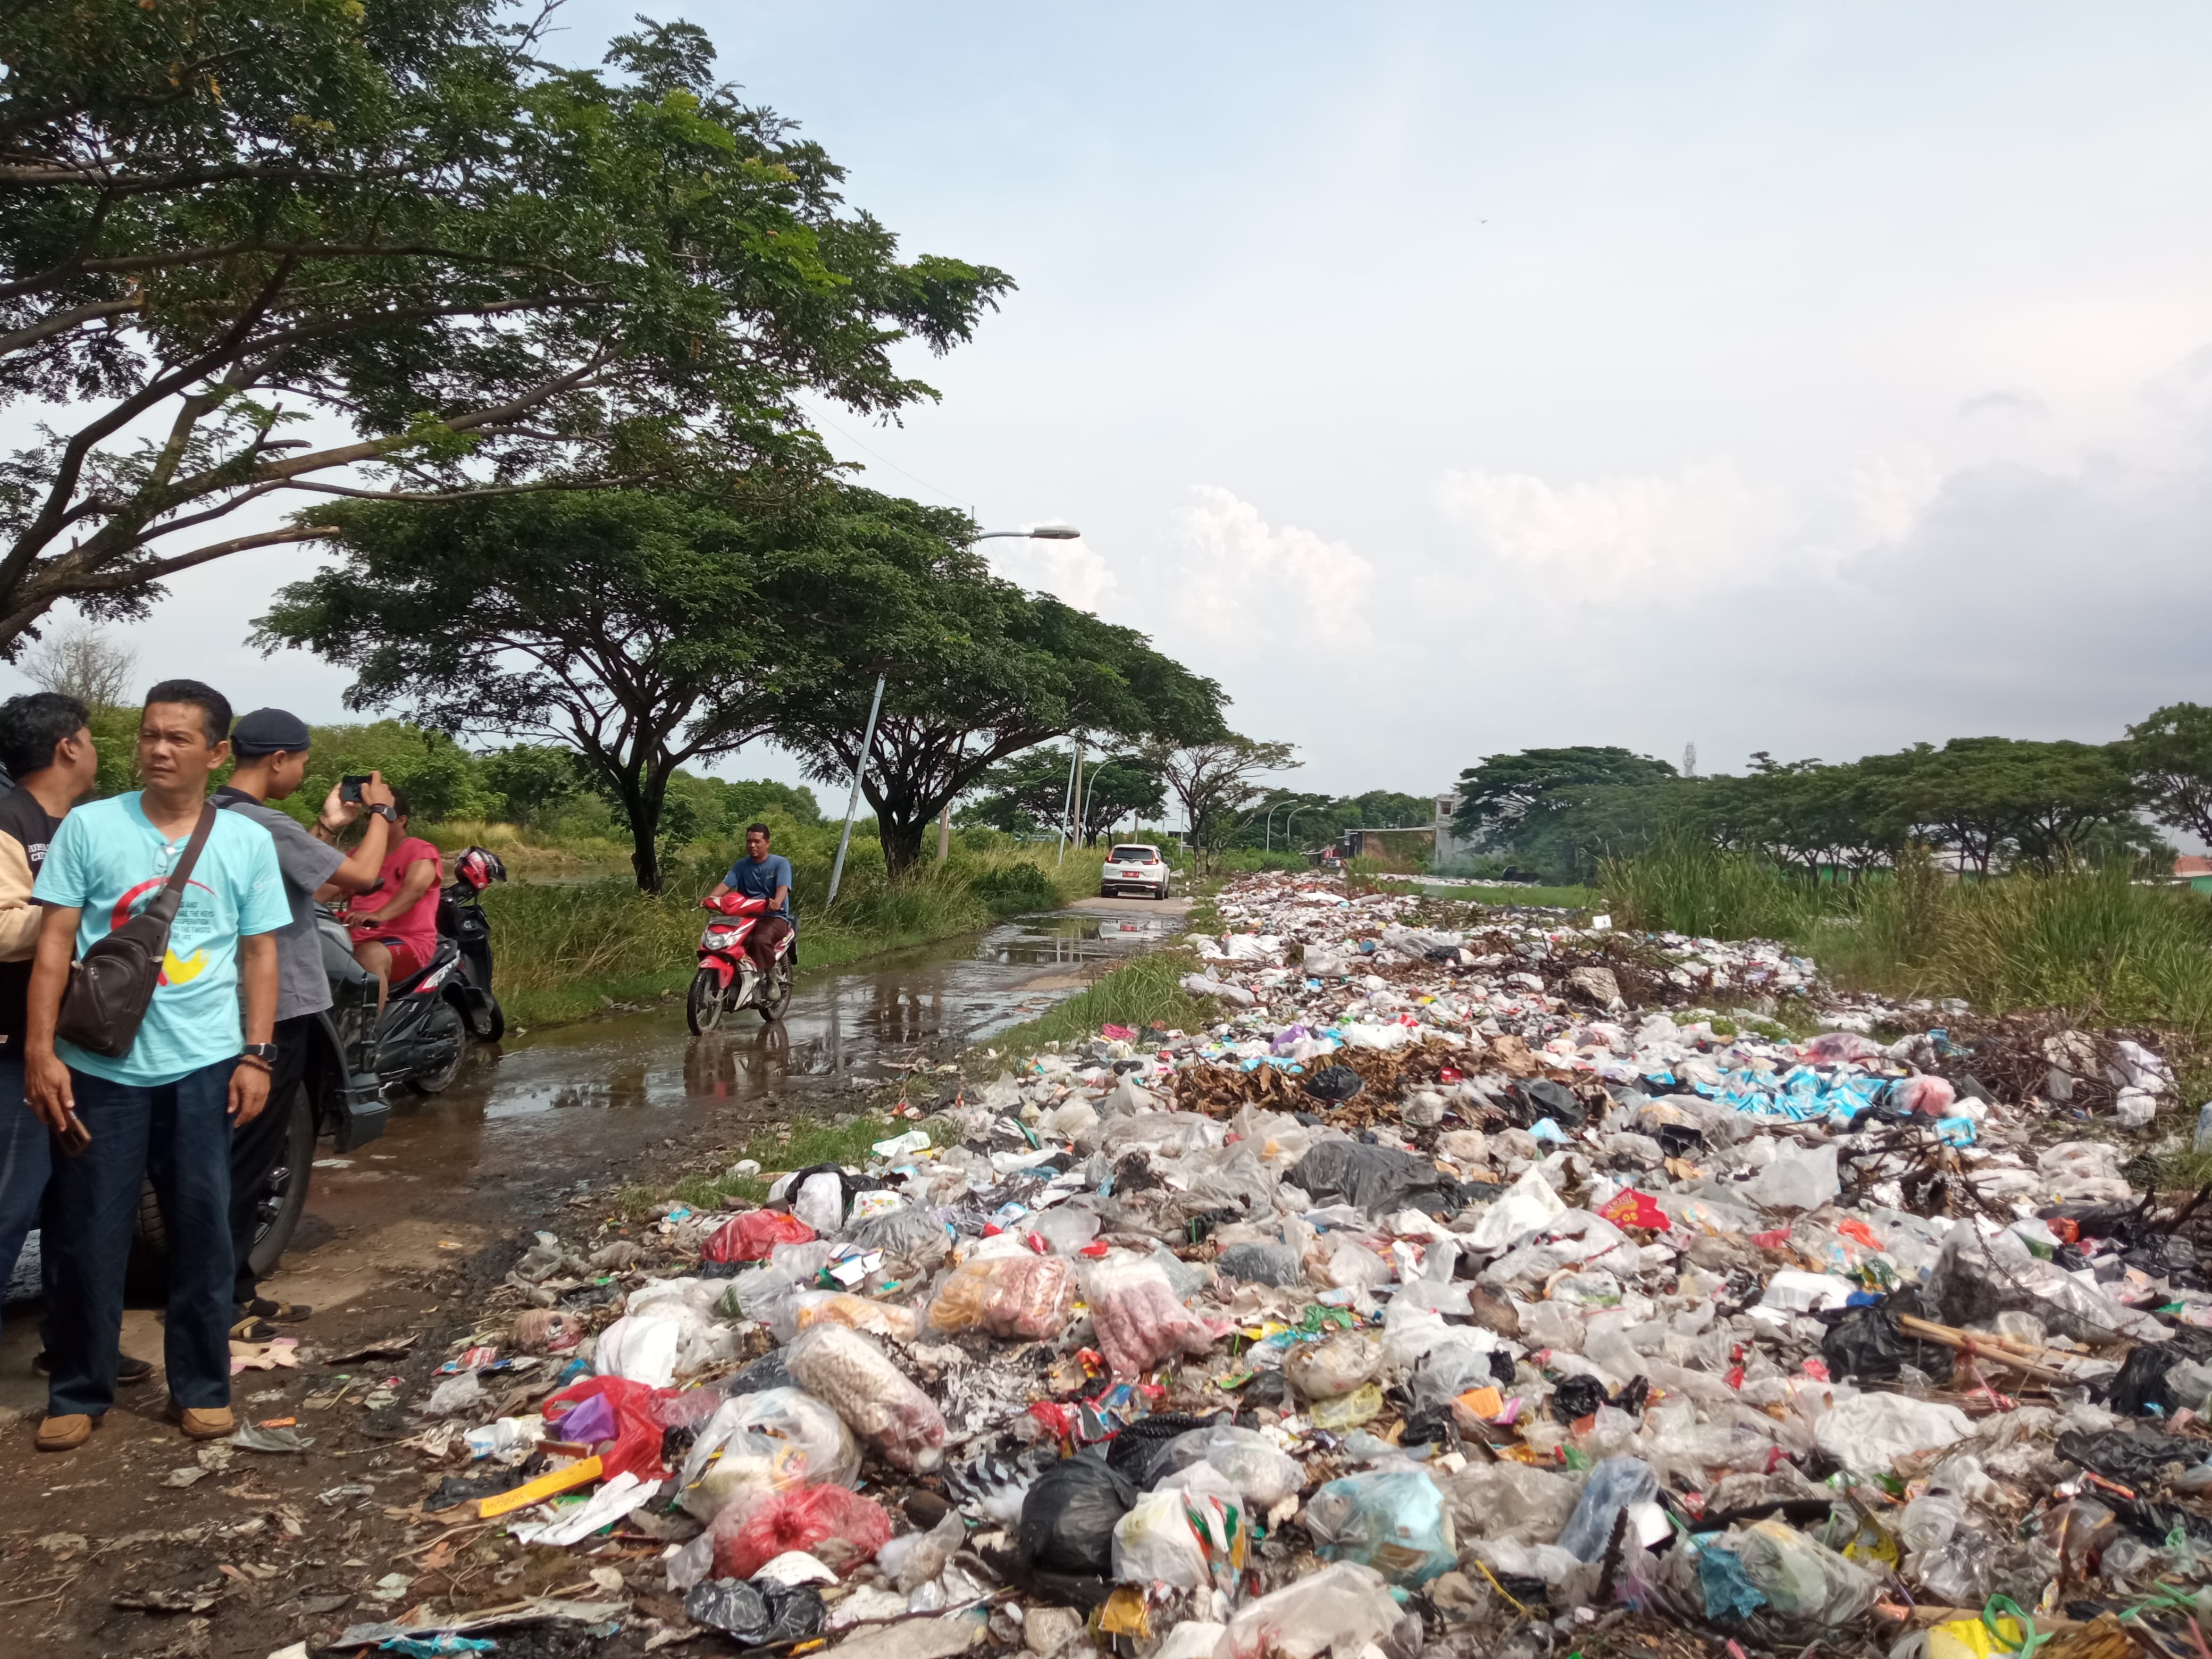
[
  {"left": 1889, "top": 1074, "right": 1957, "bottom": 1117},
  {"left": 702, "top": 1209, "right": 816, "bottom": 1263},
  {"left": 711, "top": 1481, "right": 893, "bottom": 1579},
  {"left": 783, "top": 1324, "right": 946, "bottom": 1472},
  {"left": 927, "top": 1254, "right": 1075, "bottom": 1340},
  {"left": 1083, "top": 1258, "right": 1227, "bottom": 1379}
]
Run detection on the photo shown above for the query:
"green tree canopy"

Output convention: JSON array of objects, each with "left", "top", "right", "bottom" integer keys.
[
  {"left": 777, "top": 576, "right": 1225, "bottom": 877},
  {"left": 0, "top": 2, "right": 1009, "bottom": 648},
  {"left": 255, "top": 485, "right": 960, "bottom": 890},
  {"left": 2126, "top": 703, "right": 2212, "bottom": 846}
]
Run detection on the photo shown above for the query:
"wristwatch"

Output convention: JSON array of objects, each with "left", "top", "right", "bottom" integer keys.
[
  {"left": 241, "top": 1042, "right": 278, "bottom": 1063},
  {"left": 365, "top": 804, "right": 398, "bottom": 824}
]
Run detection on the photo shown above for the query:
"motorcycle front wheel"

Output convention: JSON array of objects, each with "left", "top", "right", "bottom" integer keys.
[{"left": 686, "top": 967, "right": 727, "bottom": 1034}]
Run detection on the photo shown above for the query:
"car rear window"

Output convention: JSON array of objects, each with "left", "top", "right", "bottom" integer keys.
[{"left": 1110, "top": 847, "right": 1157, "bottom": 863}]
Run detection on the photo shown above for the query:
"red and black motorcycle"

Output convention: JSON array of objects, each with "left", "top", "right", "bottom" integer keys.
[{"left": 685, "top": 892, "right": 796, "bottom": 1032}]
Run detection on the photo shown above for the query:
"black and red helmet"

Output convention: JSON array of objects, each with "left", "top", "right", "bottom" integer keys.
[{"left": 456, "top": 847, "right": 507, "bottom": 891}]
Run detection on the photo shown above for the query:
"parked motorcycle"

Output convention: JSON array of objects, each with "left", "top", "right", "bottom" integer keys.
[{"left": 686, "top": 892, "right": 795, "bottom": 1032}]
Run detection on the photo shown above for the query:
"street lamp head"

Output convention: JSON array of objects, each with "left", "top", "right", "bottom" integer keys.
[{"left": 1027, "top": 523, "right": 1081, "bottom": 539}]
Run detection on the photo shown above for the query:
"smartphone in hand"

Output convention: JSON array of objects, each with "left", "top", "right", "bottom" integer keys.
[
  {"left": 54, "top": 1110, "right": 90, "bottom": 1157},
  {"left": 340, "top": 774, "right": 372, "bottom": 804}
]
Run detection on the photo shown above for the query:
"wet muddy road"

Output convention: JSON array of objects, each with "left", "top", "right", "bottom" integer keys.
[
  {"left": 0, "top": 899, "right": 1186, "bottom": 1418},
  {"left": 0, "top": 899, "right": 1186, "bottom": 1655}
]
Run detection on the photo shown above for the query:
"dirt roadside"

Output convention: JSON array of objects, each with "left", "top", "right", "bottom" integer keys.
[{"left": 0, "top": 1079, "right": 849, "bottom": 1659}]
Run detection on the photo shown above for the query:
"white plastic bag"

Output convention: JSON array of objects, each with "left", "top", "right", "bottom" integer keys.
[
  {"left": 1812, "top": 1392, "right": 1972, "bottom": 1476},
  {"left": 593, "top": 1314, "right": 682, "bottom": 1387},
  {"left": 1213, "top": 1562, "right": 1404, "bottom": 1659}
]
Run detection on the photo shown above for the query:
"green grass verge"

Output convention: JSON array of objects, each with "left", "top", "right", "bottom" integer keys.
[
  {"left": 977, "top": 948, "right": 1218, "bottom": 1057},
  {"left": 491, "top": 847, "right": 1105, "bottom": 1030}
]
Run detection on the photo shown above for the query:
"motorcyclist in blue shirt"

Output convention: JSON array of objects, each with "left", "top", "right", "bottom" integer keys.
[{"left": 705, "top": 822, "right": 792, "bottom": 978}]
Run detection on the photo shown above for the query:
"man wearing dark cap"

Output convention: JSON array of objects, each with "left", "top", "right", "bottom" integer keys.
[{"left": 216, "top": 710, "right": 396, "bottom": 1333}]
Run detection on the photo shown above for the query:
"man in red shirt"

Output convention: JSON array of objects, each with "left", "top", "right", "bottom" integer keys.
[{"left": 332, "top": 787, "right": 441, "bottom": 1007}]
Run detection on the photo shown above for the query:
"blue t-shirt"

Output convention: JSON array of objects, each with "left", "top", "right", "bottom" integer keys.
[
  {"left": 722, "top": 853, "right": 794, "bottom": 925},
  {"left": 34, "top": 793, "right": 290, "bottom": 1086}
]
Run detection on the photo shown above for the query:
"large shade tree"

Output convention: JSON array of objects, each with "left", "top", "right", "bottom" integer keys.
[
  {"left": 776, "top": 578, "right": 1226, "bottom": 878},
  {"left": 256, "top": 487, "right": 983, "bottom": 890},
  {"left": 0, "top": 3, "right": 1008, "bottom": 648}
]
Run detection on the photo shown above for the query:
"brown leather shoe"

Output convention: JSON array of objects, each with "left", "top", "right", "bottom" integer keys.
[
  {"left": 177, "top": 1405, "right": 234, "bottom": 1440},
  {"left": 35, "top": 1413, "right": 94, "bottom": 1452}
]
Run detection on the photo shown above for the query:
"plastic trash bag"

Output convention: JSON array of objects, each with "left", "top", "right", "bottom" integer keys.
[
  {"left": 1112, "top": 1487, "right": 1213, "bottom": 1587},
  {"left": 926, "top": 1254, "right": 1076, "bottom": 1340},
  {"left": 1813, "top": 1392, "right": 1973, "bottom": 1476},
  {"left": 1083, "top": 1257, "right": 1225, "bottom": 1378},
  {"left": 1287, "top": 1141, "right": 1464, "bottom": 1217},
  {"left": 677, "top": 1388, "right": 860, "bottom": 1521},
  {"left": 783, "top": 1324, "right": 946, "bottom": 1473},
  {"left": 1819, "top": 1294, "right": 1955, "bottom": 1385},
  {"left": 593, "top": 1313, "right": 683, "bottom": 1387},
  {"left": 1215, "top": 1561, "right": 1406, "bottom": 1659},
  {"left": 2108, "top": 1343, "right": 2189, "bottom": 1415},
  {"left": 1738, "top": 1142, "right": 1840, "bottom": 1212},
  {"left": 1302, "top": 1469, "right": 1456, "bottom": 1585},
  {"left": 845, "top": 1206, "right": 951, "bottom": 1281},
  {"left": 1736, "top": 1518, "right": 1882, "bottom": 1625},
  {"left": 542, "top": 1376, "right": 673, "bottom": 1482},
  {"left": 1440, "top": 1461, "right": 1583, "bottom": 1546},
  {"left": 1216, "top": 1242, "right": 1303, "bottom": 1286},
  {"left": 1285, "top": 1334, "right": 1381, "bottom": 1402},
  {"left": 766, "top": 1291, "right": 921, "bottom": 1345},
  {"left": 1153, "top": 1426, "right": 1303, "bottom": 1510},
  {"left": 1463, "top": 1165, "right": 1568, "bottom": 1250},
  {"left": 710, "top": 1481, "right": 893, "bottom": 1580},
  {"left": 1556, "top": 1455, "right": 1657, "bottom": 1561},
  {"left": 1017, "top": 1455, "right": 1140, "bottom": 1590},
  {"left": 683, "top": 1578, "right": 826, "bottom": 1646},
  {"left": 702, "top": 1209, "right": 817, "bottom": 1263}
]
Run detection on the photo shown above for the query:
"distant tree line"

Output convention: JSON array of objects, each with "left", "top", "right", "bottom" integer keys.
[{"left": 1451, "top": 709, "right": 2212, "bottom": 884}]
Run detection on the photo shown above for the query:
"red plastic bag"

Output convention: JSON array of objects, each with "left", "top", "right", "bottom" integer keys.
[
  {"left": 702, "top": 1208, "right": 816, "bottom": 1264},
  {"left": 1597, "top": 1188, "right": 1670, "bottom": 1231},
  {"left": 711, "top": 1481, "right": 893, "bottom": 1579},
  {"left": 542, "top": 1376, "right": 674, "bottom": 1481}
]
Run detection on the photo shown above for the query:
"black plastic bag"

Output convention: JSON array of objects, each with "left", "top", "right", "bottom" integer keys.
[
  {"left": 424, "top": 1465, "right": 532, "bottom": 1512},
  {"left": 2107, "top": 1344, "right": 2186, "bottom": 1416},
  {"left": 684, "top": 1578, "right": 826, "bottom": 1645},
  {"left": 1819, "top": 1293, "right": 1955, "bottom": 1386},
  {"left": 1549, "top": 1373, "right": 1647, "bottom": 1424},
  {"left": 2057, "top": 1427, "right": 2211, "bottom": 1489},
  {"left": 1108, "top": 1411, "right": 1224, "bottom": 1487},
  {"left": 724, "top": 1347, "right": 795, "bottom": 1396},
  {"left": 2124, "top": 1234, "right": 2205, "bottom": 1289},
  {"left": 1506, "top": 1078, "right": 1585, "bottom": 1129},
  {"left": 1216, "top": 1242, "right": 1303, "bottom": 1286},
  {"left": 1018, "top": 1455, "right": 1139, "bottom": 1579},
  {"left": 784, "top": 1163, "right": 886, "bottom": 1227},
  {"left": 1287, "top": 1141, "right": 1466, "bottom": 1217},
  {"left": 1656, "top": 1123, "right": 1706, "bottom": 1158},
  {"left": 1303, "top": 1065, "right": 1365, "bottom": 1104}
]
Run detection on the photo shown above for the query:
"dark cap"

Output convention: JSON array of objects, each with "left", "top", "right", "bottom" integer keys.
[{"left": 230, "top": 708, "right": 313, "bottom": 757}]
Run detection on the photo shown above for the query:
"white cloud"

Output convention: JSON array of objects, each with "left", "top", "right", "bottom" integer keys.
[
  {"left": 985, "top": 535, "right": 1120, "bottom": 611},
  {"left": 1169, "top": 485, "right": 1374, "bottom": 647}
]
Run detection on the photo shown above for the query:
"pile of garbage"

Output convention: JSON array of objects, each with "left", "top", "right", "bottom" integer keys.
[{"left": 384, "top": 871, "right": 2212, "bottom": 1659}]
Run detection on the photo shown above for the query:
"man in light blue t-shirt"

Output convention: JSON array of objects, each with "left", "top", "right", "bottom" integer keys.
[
  {"left": 707, "top": 821, "right": 795, "bottom": 978},
  {"left": 23, "top": 681, "right": 286, "bottom": 1452}
]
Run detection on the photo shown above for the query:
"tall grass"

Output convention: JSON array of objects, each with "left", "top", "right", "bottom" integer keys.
[
  {"left": 1598, "top": 832, "right": 1820, "bottom": 941},
  {"left": 982, "top": 949, "right": 1217, "bottom": 1053},
  {"left": 1602, "top": 836, "right": 2212, "bottom": 1049},
  {"left": 486, "top": 845, "right": 1106, "bottom": 1028}
]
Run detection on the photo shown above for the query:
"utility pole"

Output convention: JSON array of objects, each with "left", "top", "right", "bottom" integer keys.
[
  {"left": 1071, "top": 744, "right": 1086, "bottom": 854},
  {"left": 826, "top": 674, "right": 886, "bottom": 906},
  {"left": 1055, "top": 743, "right": 1079, "bottom": 865},
  {"left": 937, "top": 802, "right": 951, "bottom": 861}
]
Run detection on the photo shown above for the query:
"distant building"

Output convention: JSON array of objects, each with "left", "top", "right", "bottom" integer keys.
[{"left": 2173, "top": 855, "right": 2212, "bottom": 893}]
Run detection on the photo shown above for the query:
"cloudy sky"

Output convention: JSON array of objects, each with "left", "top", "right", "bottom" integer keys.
[{"left": 23, "top": 2, "right": 2212, "bottom": 801}]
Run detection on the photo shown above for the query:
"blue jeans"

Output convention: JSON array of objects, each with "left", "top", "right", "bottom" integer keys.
[
  {"left": 45, "top": 1059, "right": 236, "bottom": 1417},
  {"left": 0, "top": 1055, "right": 49, "bottom": 1340}
]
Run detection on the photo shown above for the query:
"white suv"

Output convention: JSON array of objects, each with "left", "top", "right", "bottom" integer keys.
[{"left": 1101, "top": 843, "right": 1171, "bottom": 900}]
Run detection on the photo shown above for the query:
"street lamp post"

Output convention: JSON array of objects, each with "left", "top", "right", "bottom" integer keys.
[{"left": 827, "top": 524, "right": 1082, "bottom": 902}]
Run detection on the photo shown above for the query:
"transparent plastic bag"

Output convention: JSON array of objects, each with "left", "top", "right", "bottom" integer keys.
[
  {"left": 767, "top": 1291, "right": 921, "bottom": 1345},
  {"left": 1083, "top": 1257, "right": 1225, "bottom": 1379},
  {"left": 1154, "top": 1426, "right": 1303, "bottom": 1510},
  {"left": 1556, "top": 1455, "right": 1657, "bottom": 1561},
  {"left": 1285, "top": 1334, "right": 1382, "bottom": 1403},
  {"left": 1112, "top": 1488, "right": 1212, "bottom": 1587},
  {"left": 1440, "top": 1461, "right": 1583, "bottom": 1546},
  {"left": 783, "top": 1324, "right": 946, "bottom": 1473},
  {"left": 1030, "top": 1205, "right": 1103, "bottom": 1256},
  {"left": 927, "top": 1254, "right": 1076, "bottom": 1340},
  {"left": 678, "top": 1387, "right": 860, "bottom": 1520},
  {"left": 710, "top": 1481, "right": 893, "bottom": 1579},
  {"left": 1733, "top": 1518, "right": 1882, "bottom": 1624},
  {"left": 1217, "top": 1562, "right": 1405, "bottom": 1659},
  {"left": 1303, "top": 1469, "right": 1456, "bottom": 1585},
  {"left": 846, "top": 1206, "right": 951, "bottom": 1281},
  {"left": 1216, "top": 1242, "right": 1303, "bottom": 1287}
]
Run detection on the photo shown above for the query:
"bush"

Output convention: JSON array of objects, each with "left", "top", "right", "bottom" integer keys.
[
  {"left": 1598, "top": 832, "right": 1817, "bottom": 941},
  {"left": 970, "top": 860, "right": 1059, "bottom": 917}
]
